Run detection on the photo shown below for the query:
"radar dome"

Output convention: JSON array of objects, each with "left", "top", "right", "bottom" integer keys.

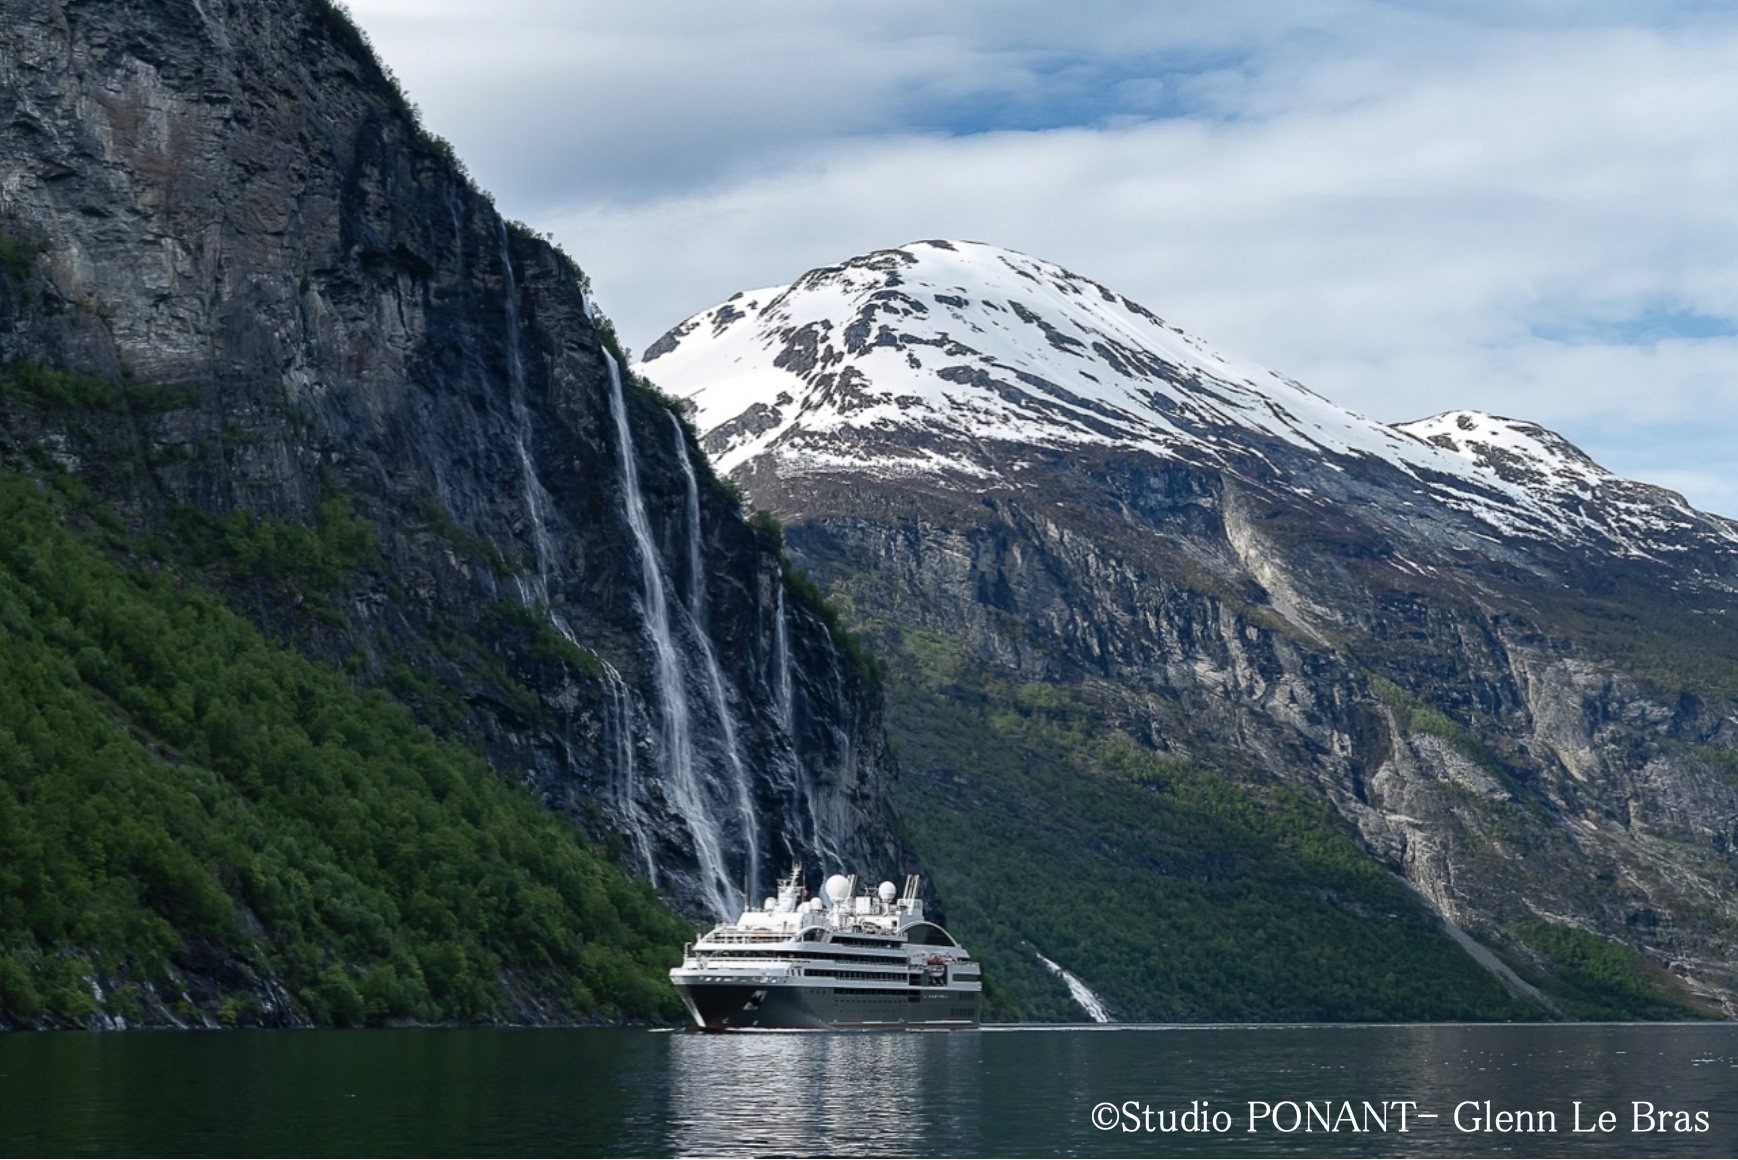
[
  {"left": 824, "top": 875, "right": 852, "bottom": 903},
  {"left": 878, "top": 881, "right": 897, "bottom": 902}
]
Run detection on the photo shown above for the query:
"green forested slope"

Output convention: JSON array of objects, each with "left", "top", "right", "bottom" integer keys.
[
  {"left": 878, "top": 625, "right": 1553, "bottom": 1022},
  {"left": 886, "top": 628, "right": 1701, "bottom": 1022},
  {"left": 0, "top": 467, "right": 686, "bottom": 1027}
]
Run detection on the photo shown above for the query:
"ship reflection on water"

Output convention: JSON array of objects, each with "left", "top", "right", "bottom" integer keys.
[{"left": 665, "top": 1028, "right": 984, "bottom": 1157}]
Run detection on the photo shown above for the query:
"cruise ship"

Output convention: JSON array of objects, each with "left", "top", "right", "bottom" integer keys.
[{"left": 670, "top": 867, "right": 982, "bottom": 1030}]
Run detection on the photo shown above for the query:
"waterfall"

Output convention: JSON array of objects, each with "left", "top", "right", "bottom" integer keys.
[
  {"left": 495, "top": 223, "right": 556, "bottom": 607},
  {"left": 446, "top": 187, "right": 466, "bottom": 272},
  {"left": 772, "top": 584, "right": 836, "bottom": 869},
  {"left": 676, "top": 413, "right": 706, "bottom": 625},
  {"left": 497, "top": 230, "right": 678, "bottom": 886},
  {"left": 1035, "top": 951, "right": 1113, "bottom": 1023},
  {"left": 600, "top": 661, "right": 654, "bottom": 880},
  {"left": 824, "top": 645, "right": 857, "bottom": 838},
  {"left": 604, "top": 354, "right": 735, "bottom": 919},
  {"left": 669, "top": 414, "right": 761, "bottom": 904},
  {"left": 773, "top": 586, "right": 795, "bottom": 732}
]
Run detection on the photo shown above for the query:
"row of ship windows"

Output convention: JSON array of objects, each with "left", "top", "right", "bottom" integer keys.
[
  {"left": 832, "top": 988, "right": 905, "bottom": 997},
  {"left": 830, "top": 989, "right": 976, "bottom": 1000},
  {"left": 826, "top": 990, "right": 976, "bottom": 999},
  {"left": 830, "top": 936, "right": 904, "bottom": 947}
]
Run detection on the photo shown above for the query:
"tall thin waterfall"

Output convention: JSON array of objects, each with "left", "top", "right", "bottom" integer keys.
[
  {"left": 495, "top": 223, "right": 556, "bottom": 607},
  {"left": 676, "top": 413, "right": 706, "bottom": 625},
  {"left": 604, "top": 354, "right": 735, "bottom": 919},
  {"left": 669, "top": 414, "right": 761, "bottom": 904},
  {"left": 773, "top": 586, "right": 795, "bottom": 732},
  {"left": 772, "top": 585, "right": 835, "bottom": 868},
  {"left": 600, "top": 660, "right": 653, "bottom": 878}
]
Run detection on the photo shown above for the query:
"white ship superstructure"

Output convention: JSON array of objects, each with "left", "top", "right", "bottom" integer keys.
[{"left": 670, "top": 867, "right": 982, "bottom": 1030}]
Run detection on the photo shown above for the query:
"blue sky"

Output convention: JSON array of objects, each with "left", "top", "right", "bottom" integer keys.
[{"left": 346, "top": 0, "right": 1738, "bottom": 516}]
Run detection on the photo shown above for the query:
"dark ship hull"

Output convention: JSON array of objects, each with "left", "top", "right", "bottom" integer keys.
[{"left": 676, "top": 980, "right": 980, "bottom": 1031}]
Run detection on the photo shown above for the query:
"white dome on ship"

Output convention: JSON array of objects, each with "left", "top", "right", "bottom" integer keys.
[
  {"left": 824, "top": 874, "right": 852, "bottom": 903},
  {"left": 878, "top": 881, "right": 897, "bottom": 902}
]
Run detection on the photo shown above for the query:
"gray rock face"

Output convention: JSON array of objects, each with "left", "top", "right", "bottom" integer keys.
[
  {"left": 654, "top": 242, "right": 1738, "bottom": 1013},
  {"left": 0, "top": 0, "right": 902, "bottom": 920},
  {"left": 779, "top": 454, "right": 1738, "bottom": 1011}
]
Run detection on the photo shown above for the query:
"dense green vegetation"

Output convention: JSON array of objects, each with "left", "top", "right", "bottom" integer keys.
[
  {"left": 0, "top": 360, "right": 121, "bottom": 411},
  {"left": 0, "top": 218, "right": 44, "bottom": 284},
  {"left": 166, "top": 493, "right": 380, "bottom": 618},
  {"left": 1513, "top": 921, "right": 1699, "bottom": 1021},
  {"left": 880, "top": 625, "right": 1544, "bottom": 1023},
  {"left": 0, "top": 466, "right": 687, "bottom": 1027}
]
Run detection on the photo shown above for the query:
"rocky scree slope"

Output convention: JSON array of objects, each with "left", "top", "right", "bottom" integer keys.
[
  {"left": 646, "top": 239, "right": 1738, "bottom": 1019},
  {"left": 0, "top": 0, "right": 903, "bottom": 1023}
]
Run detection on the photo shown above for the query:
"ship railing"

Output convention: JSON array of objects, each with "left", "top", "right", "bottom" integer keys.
[{"left": 702, "top": 931, "right": 795, "bottom": 944}]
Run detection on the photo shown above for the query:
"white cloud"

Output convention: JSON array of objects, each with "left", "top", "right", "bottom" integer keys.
[{"left": 345, "top": 1, "right": 1738, "bottom": 516}]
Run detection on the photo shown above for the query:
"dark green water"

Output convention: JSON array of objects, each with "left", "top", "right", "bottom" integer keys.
[{"left": 3, "top": 1023, "right": 1736, "bottom": 1157}]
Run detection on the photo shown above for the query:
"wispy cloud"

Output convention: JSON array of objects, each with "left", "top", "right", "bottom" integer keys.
[{"left": 347, "top": 0, "right": 1738, "bottom": 515}]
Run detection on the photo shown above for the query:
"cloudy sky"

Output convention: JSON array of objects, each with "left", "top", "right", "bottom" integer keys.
[{"left": 345, "top": 0, "right": 1738, "bottom": 516}]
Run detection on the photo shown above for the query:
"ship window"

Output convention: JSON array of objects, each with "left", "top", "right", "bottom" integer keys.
[{"left": 903, "top": 922, "right": 959, "bottom": 947}]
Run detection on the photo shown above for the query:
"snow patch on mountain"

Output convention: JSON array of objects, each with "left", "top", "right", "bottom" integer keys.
[
  {"left": 1400, "top": 411, "right": 1726, "bottom": 558},
  {"left": 1402, "top": 412, "right": 1613, "bottom": 494}
]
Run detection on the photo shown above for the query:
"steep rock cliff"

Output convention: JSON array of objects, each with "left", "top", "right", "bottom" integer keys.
[{"left": 0, "top": 0, "right": 901, "bottom": 928}]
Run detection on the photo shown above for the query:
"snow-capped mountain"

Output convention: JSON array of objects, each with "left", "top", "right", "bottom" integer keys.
[
  {"left": 643, "top": 240, "right": 1738, "bottom": 1019},
  {"left": 644, "top": 239, "right": 1736, "bottom": 575},
  {"left": 647, "top": 239, "right": 1421, "bottom": 474}
]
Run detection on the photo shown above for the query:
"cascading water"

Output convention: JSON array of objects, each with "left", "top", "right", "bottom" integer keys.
[
  {"left": 773, "top": 586, "right": 795, "bottom": 731},
  {"left": 772, "top": 586, "right": 838, "bottom": 870},
  {"left": 495, "top": 223, "right": 558, "bottom": 609},
  {"left": 674, "top": 413, "right": 706, "bottom": 626},
  {"left": 600, "top": 660, "right": 654, "bottom": 879},
  {"left": 604, "top": 354, "right": 736, "bottom": 919},
  {"left": 668, "top": 414, "right": 762, "bottom": 904},
  {"left": 446, "top": 187, "right": 466, "bottom": 273},
  {"left": 1036, "top": 951, "right": 1113, "bottom": 1023}
]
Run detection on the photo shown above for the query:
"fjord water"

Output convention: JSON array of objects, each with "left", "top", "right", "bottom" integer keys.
[{"left": 3, "top": 1024, "right": 1735, "bottom": 1157}]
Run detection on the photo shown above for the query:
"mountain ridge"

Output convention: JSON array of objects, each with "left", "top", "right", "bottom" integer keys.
[{"left": 646, "top": 239, "right": 1738, "bottom": 584}]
